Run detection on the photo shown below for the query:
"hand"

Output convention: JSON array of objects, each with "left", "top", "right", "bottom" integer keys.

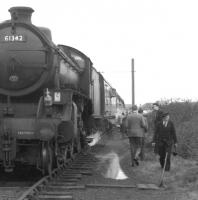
[
  {"left": 152, "top": 142, "right": 156, "bottom": 147},
  {"left": 174, "top": 143, "right": 178, "bottom": 148}
]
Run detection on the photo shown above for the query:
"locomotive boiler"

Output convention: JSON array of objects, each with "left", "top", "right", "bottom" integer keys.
[{"left": 0, "top": 7, "right": 125, "bottom": 174}]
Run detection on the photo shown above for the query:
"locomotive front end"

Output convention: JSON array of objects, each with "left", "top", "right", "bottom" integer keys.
[
  {"left": 0, "top": 7, "right": 54, "bottom": 96},
  {"left": 0, "top": 7, "right": 56, "bottom": 173}
]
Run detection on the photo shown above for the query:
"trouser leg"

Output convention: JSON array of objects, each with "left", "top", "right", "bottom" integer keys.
[
  {"left": 158, "top": 142, "right": 172, "bottom": 171},
  {"left": 158, "top": 143, "right": 166, "bottom": 168},
  {"left": 129, "top": 137, "right": 135, "bottom": 166},
  {"left": 135, "top": 146, "right": 141, "bottom": 159},
  {"left": 140, "top": 137, "right": 145, "bottom": 160},
  {"left": 165, "top": 145, "right": 172, "bottom": 171},
  {"left": 135, "top": 137, "right": 142, "bottom": 159}
]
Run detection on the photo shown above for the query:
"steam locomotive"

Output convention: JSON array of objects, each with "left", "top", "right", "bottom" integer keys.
[{"left": 0, "top": 7, "right": 125, "bottom": 174}]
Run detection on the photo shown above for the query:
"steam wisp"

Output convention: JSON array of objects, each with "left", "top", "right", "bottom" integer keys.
[
  {"left": 96, "top": 152, "right": 128, "bottom": 180},
  {"left": 86, "top": 131, "right": 102, "bottom": 147}
]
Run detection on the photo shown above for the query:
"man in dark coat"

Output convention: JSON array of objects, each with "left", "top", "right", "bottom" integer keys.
[
  {"left": 152, "top": 112, "right": 177, "bottom": 171},
  {"left": 152, "top": 102, "right": 164, "bottom": 154},
  {"left": 153, "top": 102, "right": 164, "bottom": 128}
]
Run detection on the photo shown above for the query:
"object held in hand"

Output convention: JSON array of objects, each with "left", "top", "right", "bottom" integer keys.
[
  {"left": 172, "top": 151, "right": 177, "bottom": 156},
  {"left": 172, "top": 145, "right": 177, "bottom": 156}
]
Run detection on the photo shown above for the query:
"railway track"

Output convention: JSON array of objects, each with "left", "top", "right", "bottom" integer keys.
[
  {"left": 1, "top": 129, "right": 111, "bottom": 200},
  {"left": 0, "top": 165, "right": 42, "bottom": 200},
  {"left": 0, "top": 186, "right": 29, "bottom": 200},
  {"left": 16, "top": 151, "right": 96, "bottom": 200}
]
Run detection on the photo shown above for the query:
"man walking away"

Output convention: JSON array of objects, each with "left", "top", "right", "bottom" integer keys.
[
  {"left": 125, "top": 105, "right": 148, "bottom": 166},
  {"left": 152, "top": 112, "right": 177, "bottom": 171}
]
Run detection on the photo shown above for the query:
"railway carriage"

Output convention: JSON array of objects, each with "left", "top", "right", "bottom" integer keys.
[{"left": 0, "top": 7, "right": 124, "bottom": 174}]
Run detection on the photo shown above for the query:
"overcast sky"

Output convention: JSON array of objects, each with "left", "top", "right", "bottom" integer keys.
[{"left": 1, "top": 0, "right": 198, "bottom": 105}]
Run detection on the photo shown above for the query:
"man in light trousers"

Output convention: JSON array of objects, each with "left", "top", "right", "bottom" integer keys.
[{"left": 125, "top": 105, "right": 148, "bottom": 166}]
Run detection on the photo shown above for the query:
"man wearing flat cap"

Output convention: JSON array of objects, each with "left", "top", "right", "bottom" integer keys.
[
  {"left": 152, "top": 103, "right": 164, "bottom": 153},
  {"left": 125, "top": 105, "right": 148, "bottom": 166},
  {"left": 152, "top": 112, "right": 177, "bottom": 171},
  {"left": 153, "top": 102, "right": 164, "bottom": 128}
]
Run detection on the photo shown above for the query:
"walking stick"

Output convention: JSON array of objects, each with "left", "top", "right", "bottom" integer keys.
[{"left": 159, "top": 152, "right": 168, "bottom": 187}]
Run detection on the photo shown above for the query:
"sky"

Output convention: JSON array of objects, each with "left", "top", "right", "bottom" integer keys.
[{"left": 1, "top": 0, "right": 198, "bottom": 105}]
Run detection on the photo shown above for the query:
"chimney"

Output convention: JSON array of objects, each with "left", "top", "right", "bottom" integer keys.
[{"left": 9, "top": 7, "right": 34, "bottom": 23}]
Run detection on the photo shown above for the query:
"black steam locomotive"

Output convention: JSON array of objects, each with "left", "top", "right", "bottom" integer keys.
[{"left": 0, "top": 7, "right": 125, "bottom": 174}]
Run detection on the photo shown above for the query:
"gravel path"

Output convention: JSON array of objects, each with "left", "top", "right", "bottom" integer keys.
[{"left": 73, "top": 128, "right": 197, "bottom": 200}]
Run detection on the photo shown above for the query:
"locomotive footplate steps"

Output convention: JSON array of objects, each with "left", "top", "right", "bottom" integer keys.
[{"left": 2, "top": 130, "right": 14, "bottom": 172}]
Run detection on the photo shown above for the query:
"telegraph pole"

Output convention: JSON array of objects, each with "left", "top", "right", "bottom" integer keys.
[{"left": 131, "top": 58, "right": 135, "bottom": 106}]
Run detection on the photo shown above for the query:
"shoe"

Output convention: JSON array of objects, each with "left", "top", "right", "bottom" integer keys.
[{"left": 134, "top": 158, "right": 139, "bottom": 166}]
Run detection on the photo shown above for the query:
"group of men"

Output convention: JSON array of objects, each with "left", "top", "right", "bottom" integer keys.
[{"left": 122, "top": 103, "right": 177, "bottom": 171}]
